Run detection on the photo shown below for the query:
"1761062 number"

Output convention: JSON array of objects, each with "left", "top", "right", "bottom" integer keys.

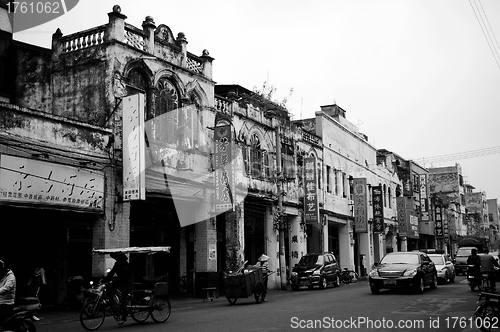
[
  {"left": 7, "top": 1, "right": 61, "bottom": 14},
  {"left": 445, "top": 316, "right": 499, "bottom": 329}
]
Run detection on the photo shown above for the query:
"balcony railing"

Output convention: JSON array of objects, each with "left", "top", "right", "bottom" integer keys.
[{"left": 60, "top": 25, "right": 106, "bottom": 53}]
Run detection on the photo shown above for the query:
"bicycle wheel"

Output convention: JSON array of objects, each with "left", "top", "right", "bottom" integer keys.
[
  {"left": 349, "top": 271, "right": 358, "bottom": 283},
  {"left": 150, "top": 297, "right": 171, "bottom": 323},
  {"left": 130, "top": 295, "right": 150, "bottom": 323},
  {"left": 475, "top": 302, "right": 500, "bottom": 332},
  {"left": 80, "top": 300, "right": 106, "bottom": 331}
]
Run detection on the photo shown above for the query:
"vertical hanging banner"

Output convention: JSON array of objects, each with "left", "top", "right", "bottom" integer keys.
[
  {"left": 353, "top": 178, "right": 368, "bottom": 233},
  {"left": 303, "top": 157, "right": 319, "bottom": 223},
  {"left": 435, "top": 207, "right": 443, "bottom": 239},
  {"left": 396, "top": 197, "right": 407, "bottom": 237},
  {"left": 123, "top": 94, "right": 145, "bottom": 201},
  {"left": 408, "top": 213, "right": 419, "bottom": 238},
  {"left": 372, "top": 185, "right": 384, "bottom": 233},
  {"left": 214, "top": 125, "right": 233, "bottom": 212}
]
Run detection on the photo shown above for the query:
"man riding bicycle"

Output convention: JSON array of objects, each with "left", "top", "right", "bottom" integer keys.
[{"left": 102, "top": 252, "right": 134, "bottom": 324}]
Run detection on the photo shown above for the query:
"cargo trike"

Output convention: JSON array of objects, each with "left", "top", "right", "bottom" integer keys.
[
  {"left": 224, "top": 262, "right": 267, "bottom": 305},
  {"left": 79, "top": 246, "right": 171, "bottom": 331}
]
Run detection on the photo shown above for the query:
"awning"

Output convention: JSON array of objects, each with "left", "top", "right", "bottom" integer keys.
[{"left": 93, "top": 246, "right": 171, "bottom": 254}]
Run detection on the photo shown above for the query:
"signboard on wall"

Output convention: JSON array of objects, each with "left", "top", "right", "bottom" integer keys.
[
  {"left": 435, "top": 207, "right": 443, "bottom": 239},
  {"left": 303, "top": 157, "right": 319, "bottom": 223},
  {"left": 353, "top": 178, "right": 368, "bottom": 233},
  {"left": 372, "top": 185, "right": 384, "bottom": 233},
  {"left": 0, "top": 154, "right": 104, "bottom": 212},
  {"left": 408, "top": 213, "right": 420, "bottom": 239},
  {"left": 122, "top": 94, "right": 146, "bottom": 201},
  {"left": 396, "top": 197, "right": 407, "bottom": 237},
  {"left": 213, "top": 125, "right": 234, "bottom": 212}
]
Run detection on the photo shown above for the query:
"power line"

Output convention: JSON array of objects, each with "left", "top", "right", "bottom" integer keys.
[
  {"left": 469, "top": 0, "right": 500, "bottom": 70},
  {"left": 414, "top": 146, "right": 500, "bottom": 165},
  {"left": 478, "top": 0, "right": 500, "bottom": 56}
]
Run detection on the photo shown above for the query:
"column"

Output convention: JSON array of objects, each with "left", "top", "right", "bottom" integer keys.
[
  {"left": 225, "top": 203, "right": 245, "bottom": 271},
  {"left": 338, "top": 223, "right": 353, "bottom": 269},
  {"left": 142, "top": 16, "right": 156, "bottom": 54},
  {"left": 105, "top": 5, "right": 127, "bottom": 43}
]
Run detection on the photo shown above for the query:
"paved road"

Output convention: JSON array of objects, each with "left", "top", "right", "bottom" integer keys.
[{"left": 36, "top": 275, "right": 483, "bottom": 332}]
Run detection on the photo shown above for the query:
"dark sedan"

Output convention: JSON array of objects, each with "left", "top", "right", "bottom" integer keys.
[{"left": 368, "top": 251, "right": 438, "bottom": 294}]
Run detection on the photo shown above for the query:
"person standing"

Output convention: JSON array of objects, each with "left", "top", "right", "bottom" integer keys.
[
  {"left": 480, "top": 249, "right": 499, "bottom": 291},
  {"left": 102, "top": 252, "right": 134, "bottom": 324},
  {"left": 256, "top": 254, "right": 270, "bottom": 300},
  {"left": 0, "top": 260, "right": 16, "bottom": 324}
]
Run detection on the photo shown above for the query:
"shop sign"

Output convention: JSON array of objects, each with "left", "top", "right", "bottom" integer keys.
[
  {"left": 213, "top": 125, "right": 233, "bottom": 212},
  {"left": 0, "top": 154, "right": 104, "bottom": 211},
  {"left": 408, "top": 213, "right": 420, "bottom": 238},
  {"left": 303, "top": 157, "right": 319, "bottom": 223},
  {"left": 372, "top": 185, "right": 384, "bottom": 233},
  {"left": 435, "top": 207, "right": 443, "bottom": 239},
  {"left": 396, "top": 197, "right": 407, "bottom": 237},
  {"left": 353, "top": 178, "right": 368, "bottom": 233},
  {"left": 122, "top": 94, "right": 146, "bottom": 201}
]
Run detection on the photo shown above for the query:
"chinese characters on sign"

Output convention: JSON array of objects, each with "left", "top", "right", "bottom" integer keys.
[
  {"left": 420, "top": 174, "right": 429, "bottom": 221},
  {"left": 214, "top": 125, "right": 234, "bottom": 212},
  {"left": 353, "top": 178, "right": 368, "bottom": 233},
  {"left": 396, "top": 197, "right": 407, "bottom": 237},
  {"left": 122, "top": 94, "right": 146, "bottom": 201},
  {"left": 435, "top": 207, "right": 443, "bottom": 239},
  {"left": 372, "top": 185, "right": 384, "bottom": 233},
  {"left": 303, "top": 157, "right": 319, "bottom": 222},
  {"left": 0, "top": 154, "right": 104, "bottom": 211},
  {"left": 408, "top": 213, "right": 419, "bottom": 238}
]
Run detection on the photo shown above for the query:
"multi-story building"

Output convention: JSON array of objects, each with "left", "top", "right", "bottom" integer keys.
[
  {"left": 297, "top": 104, "right": 401, "bottom": 276},
  {"left": 487, "top": 199, "right": 499, "bottom": 250},
  {"left": 428, "top": 164, "right": 466, "bottom": 255}
]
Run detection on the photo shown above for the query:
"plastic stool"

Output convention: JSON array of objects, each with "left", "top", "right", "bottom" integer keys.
[{"left": 202, "top": 287, "right": 217, "bottom": 302}]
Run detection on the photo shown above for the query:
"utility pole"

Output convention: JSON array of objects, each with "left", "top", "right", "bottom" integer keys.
[{"left": 275, "top": 124, "right": 287, "bottom": 290}]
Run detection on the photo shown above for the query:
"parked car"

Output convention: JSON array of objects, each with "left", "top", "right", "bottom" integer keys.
[
  {"left": 368, "top": 251, "right": 438, "bottom": 294},
  {"left": 428, "top": 253, "right": 455, "bottom": 284},
  {"left": 290, "top": 252, "right": 341, "bottom": 291}
]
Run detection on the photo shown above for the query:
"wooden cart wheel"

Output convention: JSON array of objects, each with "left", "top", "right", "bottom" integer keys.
[
  {"left": 226, "top": 297, "right": 237, "bottom": 305},
  {"left": 254, "top": 282, "right": 264, "bottom": 303}
]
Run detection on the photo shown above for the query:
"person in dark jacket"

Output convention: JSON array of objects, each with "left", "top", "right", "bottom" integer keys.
[
  {"left": 102, "top": 252, "right": 134, "bottom": 324},
  {"left": 467, "top": 248, "right": 482, "bottom": 282},
  {"left": 480, "top": 250, "right": 499, "bottom": 291}
]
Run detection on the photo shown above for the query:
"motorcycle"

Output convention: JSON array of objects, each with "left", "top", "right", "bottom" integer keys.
[
  {"left": 474, "top": 292, "right": 500, "bottom": 332},
  {"left": 0, "top": 294, "right": 40, "bottom": 332},
  {"left": 468, "top": 265, "right": 482, "bottom": 291},
  {"left": 62, "top": 275, "right": 93, "bottom": 309}
]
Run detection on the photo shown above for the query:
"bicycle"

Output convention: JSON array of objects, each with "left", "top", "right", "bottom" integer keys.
[
  {"left": 79, "top": 281, "right": 171, "bottom": 331},
  {"left": 340, "top": 268, "right": 359, "bottom": 284},
  {"left": 474, "top": 292, "right": 500, "bottom": 332}
]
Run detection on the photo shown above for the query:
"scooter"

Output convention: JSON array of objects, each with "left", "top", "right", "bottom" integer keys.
[
  {"left": 467, "top": 265, "right": 482, "bottom": 291},
  {"left": 474, "top": 292, "right": 500, "bottom": 332},
  {"left": 0, "top": 295, "right": 40, "bottom": 332}
]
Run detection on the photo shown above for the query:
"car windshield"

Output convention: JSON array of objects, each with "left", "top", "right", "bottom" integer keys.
[
  {"left": 457, "top": 248, "right": 472, "bottom": 256},
  {"left": 299, "top": 255, "right": 324, "bottom": 266},
  {"left": 380, "top": 253, "right": 419, "bottom": 265},
  {"left": 429, "top": 255, "right": 444, "bottom": 265}
]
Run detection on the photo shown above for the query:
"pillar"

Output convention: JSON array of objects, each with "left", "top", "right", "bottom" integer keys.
[
  {"left": 176, "top": 32, "right": 188, "bottom": 68},
  {"left": 338, "top": 223, "right": 353, "bottom": 269},
  {"left": 142, "top": 16, "right": 156, "bottom": 54},
  {"left": 225, "top": 203, "right": 245, "bottom": 271},
  {"left": 105, "top": 5, "right": 127, "bottom": 43}
]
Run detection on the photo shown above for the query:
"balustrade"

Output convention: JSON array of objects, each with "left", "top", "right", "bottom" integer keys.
[{"left": 60, "top": 25, "right": 106, "bottom": 53}]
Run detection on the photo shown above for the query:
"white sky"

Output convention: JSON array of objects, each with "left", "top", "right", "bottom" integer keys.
[{"left": 13, "top": 0, "right": 500, "bottom": 202}]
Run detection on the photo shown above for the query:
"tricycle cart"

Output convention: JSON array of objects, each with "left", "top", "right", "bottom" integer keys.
[
  {"left": 79, "top": 246, "right": 171, "bottom": 331},
  {"left": 224, "top": 266, "right": 265, "bottom": 305}
]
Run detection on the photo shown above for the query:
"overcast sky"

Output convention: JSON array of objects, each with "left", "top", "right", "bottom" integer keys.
[{"left": 13, "top": 0, "right": 500, "bottom": 202}]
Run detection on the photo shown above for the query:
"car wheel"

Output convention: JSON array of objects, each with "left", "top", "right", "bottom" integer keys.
[
  {"left": 415, "top": 276, "right": 425, "bottom": 294},
  {"left": 430, "top": 274, "right": 438, "bottom": 289},
  {"left": 333, "top": 274, "right": 340, "bottom": 287},
  {"left": 291, "top": 284, "right": 299, "bottom": 291},
  {"left": 319, "top": 276, "right": 327, "bottom": 290},
  {"left": 370, "top": 286, "right": 380, "bottom": 294}
]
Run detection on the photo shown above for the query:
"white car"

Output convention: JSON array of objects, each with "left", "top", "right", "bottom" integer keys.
[{"left": 428, "top": 253, "right": 455, "bottom": 284}]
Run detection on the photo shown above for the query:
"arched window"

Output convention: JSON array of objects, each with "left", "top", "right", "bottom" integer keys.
[
  {"left": 317, "top": 162, "right": 322, "bottom": 189},
  {"left": 388, "top": 187, "right": 392, "bottom": 208},
  {"left": 250, "top": 133, "right": 262, "bottom": 177},
  {"left": 383, "top": 184, "right": 387, "bottom": 207},
  {"left": 154, "top": 78, "right": 179, "bottom": 145}
]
